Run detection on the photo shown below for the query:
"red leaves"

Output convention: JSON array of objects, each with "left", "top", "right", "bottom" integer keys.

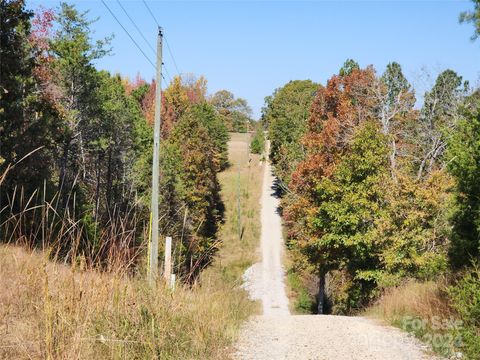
[
  {"left": 291, "top": 67, "right": 377, "bottom": 195},
  {"left": 29, "top": 6, "right": 54, "bottom": 52}
]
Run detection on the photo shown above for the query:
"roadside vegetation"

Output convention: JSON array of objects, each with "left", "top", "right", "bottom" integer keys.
[
  {"left": 0, "top": 133, "right": 263, "bottom": 359},
  {"left": 263, "top": 2, "right": 480, "bottom": 355},
  {"left": 0, "top": 1, "right": 263, "bottom": 358},
  {"left": 249, "top": 124, "right": 265, "bottom": 155}
]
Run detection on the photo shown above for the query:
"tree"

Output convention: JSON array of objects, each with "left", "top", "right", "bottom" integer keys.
[
  {"left": 250, "top": 124, "right": 265, "bottom": 155},
  {"left": 375, "top": 171, "right": 451, "bottom": 286},
  {"left": 339, "top": 58, "right": 359, "bottom": 77},
  {"left": 416, "top": 70, "right": 467, "bottom": 179},
  {"left": 372, "top": 62, "right": 415, "bottom": 179},
  {"left": 290, "top": 67, "right": 377, "bottom": 195},
  {"left": 460, "top": 0, "right": 480, "bottom": 40},
  {"left": 49, "top": 2, "right": 111, "bottom": 208},
  {"left": 286, "top": 67, "right": 379, "bottom": 313},
  {"left": 263, "top": 80, "right": 319, "bottom": 185},
  {"left": 447, "top": 99, "right": 480, "bottom": 269},
  {"left": 209, "top": 90, "right": 252, "bottom": 132},
  {"left": 188, "top": 103, "right": 229, "bottom": 169},
  {"left": 164, "top": 103, "right": 226, "bottom": 278},
  {"left": 0, "top": 0, "right": 59, "bottom": 205},
  {"left": 304, "top": 122, "right": 389, "bottom": 313}
]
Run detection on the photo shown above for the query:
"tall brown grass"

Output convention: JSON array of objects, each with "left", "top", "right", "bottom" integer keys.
[{"left": 366, "top": 280, "right": 452, "bottom": 323}]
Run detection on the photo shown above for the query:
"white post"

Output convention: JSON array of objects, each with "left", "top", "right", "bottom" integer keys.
[
  {"left": 164, "top": 236, "right": 172, "bottom": 284},
  {"left": 170, "top": 273, "right": 176, "bottom": 290}
]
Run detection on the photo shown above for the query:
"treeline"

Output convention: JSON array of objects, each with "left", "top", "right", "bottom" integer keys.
[
  {"left": 264, "top": 60, "right": 480, "bottom": 354},
  {"left": 209, "top": 89, "right": 255, "bottom": 132},
  {"left": 0, "top": 1, "right": 248, "bottom": 278}
]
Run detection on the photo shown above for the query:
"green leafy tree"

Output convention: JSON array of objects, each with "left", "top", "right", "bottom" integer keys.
[
  {"left": 375, "top": 172, "right": 451, "bottom": 287},
  {"left": 447, "top": 100, "right": 480, "bottom": 269},
  {"left": 165, "top": 103, "right": 226, "bottom": 278},
  {"left": 189, "top": 103, "right": 229, "bottom": 170},
  {"left": 417, "top": 70, "right": 467, "bottom": 179},
  {"left": 209, "top": 90, "right": 252, "bottom": 132},
  {"left": 49, "top": 2, "right": 111, "bottom": 207},
  {"left": 263, "top": 80, "right": 319, "bottom": 185},
  {"left": 305, "top": 122, "right": 389, "bottom": 313},
  {"left": 250, "top": 125, "right": 265, "bottom": 155}
]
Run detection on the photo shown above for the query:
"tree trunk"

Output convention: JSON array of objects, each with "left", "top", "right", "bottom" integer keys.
[
  {"left": 93, "top": 154, "right": 101, "bottom": 223},
  {"left": 390, "top": 139, "right": 397, "bottom": 182},
  {"left": 58, "top": 140, "right": 70, "bottom": 207},
  {"left": 317, "top": 270, "right": 326, "bottom": 314},
  {"left": 106, "top": 147, "right": 113, "bottom": 214}
]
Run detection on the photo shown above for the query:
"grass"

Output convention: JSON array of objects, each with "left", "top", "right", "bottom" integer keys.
[
  {"left": 0, "top": 132, "right": 264, "bottom": 359},
  {"left": 211, "top": 133, "right": 263, "bottom": 284},
  {"left": 365, "top": 280, "right": 460, "bottom": 358},
  {"left": 286, "top": 269, "right": 316, "bottom": 314}
]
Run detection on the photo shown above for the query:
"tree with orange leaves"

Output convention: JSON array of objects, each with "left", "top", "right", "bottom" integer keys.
[{"left": 285, "top": 65, "right": 383, "bottom": 313}]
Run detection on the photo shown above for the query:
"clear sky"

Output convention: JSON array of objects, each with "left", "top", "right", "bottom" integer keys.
[{"left": 28, "top": 0, "right": 480, "bottom": 119}]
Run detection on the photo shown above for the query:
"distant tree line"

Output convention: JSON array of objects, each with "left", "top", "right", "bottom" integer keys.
[{"left": 209, "top": 89, "right": 255, "bottom": 133}]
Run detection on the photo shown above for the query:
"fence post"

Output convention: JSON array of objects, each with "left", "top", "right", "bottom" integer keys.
[{"left": 164, "top": 236, "right": 172, "bottom": 285}]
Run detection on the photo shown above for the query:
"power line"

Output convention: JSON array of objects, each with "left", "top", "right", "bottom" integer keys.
[
  {"left": 142, "top": 0, "right": 159, "bottom": 26},
  {"left": 115, "top": 0, "right": 172, "bottom": 84},
  {"left": 116, "top": 0, "right": 156, "bottom": 56},
  {"left": 142, "top": 0, "right": 181, "bottom": 76},
  {"left": 164, "top": 37, "right": 181, "bottom": 76},
  {"left": 102, "top": 0, "right": 170, "bottom": 88},
  {"left": 101, "top": 0, "right": 156, "bottom": 70},
  {"left": 163, "top": 66, "right": 172, "bottom": 83}
]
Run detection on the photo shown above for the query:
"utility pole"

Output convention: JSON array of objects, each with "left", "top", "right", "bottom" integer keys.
[{"left": 148, "top": 27, "right": 163, "bottom": 285}]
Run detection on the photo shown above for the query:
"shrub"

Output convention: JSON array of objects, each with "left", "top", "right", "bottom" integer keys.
[
  {"left": 250, "top": 127, "right": 265, "bottom": 155},
  {"left": 448, "top": 266, "right": 480, "bottom": 359}
]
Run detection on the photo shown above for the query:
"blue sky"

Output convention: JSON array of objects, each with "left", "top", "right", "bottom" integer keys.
[{"left": 28, "top": 0, "right": 479, "bottom": 118}]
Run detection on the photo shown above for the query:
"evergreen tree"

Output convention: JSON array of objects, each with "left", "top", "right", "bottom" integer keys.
[
  {"left": 447, "top": 100, "right": 480, "bottom": 268},
  {"left": 49, "top": 2, "right": 111, "bottom": 207},
  {"left": 0, "top": 0, "right": 59, "bottom": 200}
]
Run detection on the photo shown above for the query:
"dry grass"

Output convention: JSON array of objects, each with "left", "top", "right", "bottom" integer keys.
[
  {"left": 366, "top": 280, "right": 452, "bottom": 323},
  {"left": 0, "top": 132, "right": 264, "bottom": 359},
  {"left": 365, "top": 280, "right": 460, "bottom": 357},
  {"left": 206, "top": 133, "right": 263, "bottom": 286}
]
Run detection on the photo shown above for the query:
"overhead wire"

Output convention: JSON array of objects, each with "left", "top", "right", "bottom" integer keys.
[
  {"left": 117, "top": 0, "right": 173, "bottom": 83},
  {"left": 142, "top": 0, "right": 181, "bottom": 76},
  {"left": 115, "top": 0, "right": 156, "bottom": 56},
  {"left": 102, "top": 0, "right": 171, "bottom": 86},
  {"left": 101, "top": 0, "right": 156, "bottom": 70}
]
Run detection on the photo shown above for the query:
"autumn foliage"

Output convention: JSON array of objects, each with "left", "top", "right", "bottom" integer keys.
[
  {"left": 266, "top": 60, "right": 470, "bottom": 315},
  {"left": 0, "top": 2, "right": 235, "bottom": 282}
]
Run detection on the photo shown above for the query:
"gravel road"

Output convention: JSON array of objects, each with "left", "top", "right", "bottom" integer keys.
[{"left": 235, "top": 145, "right": 437, "bottom": 360}]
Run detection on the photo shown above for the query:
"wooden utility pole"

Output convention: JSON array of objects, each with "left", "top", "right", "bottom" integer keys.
[{"left": 148, "top": 27, "right": 163, "bottom": 285}]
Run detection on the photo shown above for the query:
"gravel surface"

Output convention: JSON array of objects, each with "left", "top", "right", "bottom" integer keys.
[
  {"left": 235, "top": 146, "right": 438, "bottom": 360},
  {"left": 241, "top": 153, "right": 289, "bottom": 316},
  {"left": 235, "top": 315, "right": 436, "bottom": 360}
]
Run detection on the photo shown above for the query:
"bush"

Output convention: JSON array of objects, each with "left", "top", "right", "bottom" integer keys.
[
  {"left": 448, "top": 266, "right": 480, "bottom": 359},
  {"left": 250, "top": 127, "right": 265, "bottom": 155}
]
